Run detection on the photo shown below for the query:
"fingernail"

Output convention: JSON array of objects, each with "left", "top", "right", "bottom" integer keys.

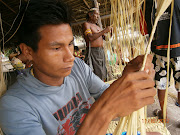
[{"left": 146, "top": 69, "right": 149, "bottom": 73}]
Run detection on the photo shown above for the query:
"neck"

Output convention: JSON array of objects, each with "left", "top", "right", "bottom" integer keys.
[
  {"left": 88, "top": 20, "right": 96, "bottom": 24},
  {"left": 32, "top": 67, "right": 64, "bottom": 86}
]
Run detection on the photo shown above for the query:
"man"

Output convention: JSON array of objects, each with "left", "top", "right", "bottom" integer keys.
[
  {"left": 73, "top": 46, "right": 84, "bottom": 60},
  {"left": 149, "top": 0, "right": 180, "bottom": 118},
  {"left": 0, "top": 1, "right": 157, "bottom": 135},
  {"left": 82, "top": 8, "right": 111, "bottom": 81}
]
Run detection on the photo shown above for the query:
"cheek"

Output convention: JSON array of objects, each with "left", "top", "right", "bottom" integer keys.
[
  {"left": 70, "top": 46, "right": 74, "bottom": 54},
  {"left": 34, "top": 50, "right": 59, "bottom": 65}
]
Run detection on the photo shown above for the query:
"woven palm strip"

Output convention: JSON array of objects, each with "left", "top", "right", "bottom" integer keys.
[
  {"left": 104, "top": 0, "right": 147, "bottom": 81},
  {"left": 108, "top": 0, "right": 173, "bottom": 134},
  {"left": 107, "top": 117, "right": 171, "bottom": 135}
]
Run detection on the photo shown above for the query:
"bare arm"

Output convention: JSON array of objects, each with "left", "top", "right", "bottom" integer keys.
[
  {"left": 77, "top": 55, "right": 156, "bottom": 135},
  {"left": 83, "top": 22, "right": 111, "bottom": 41}
]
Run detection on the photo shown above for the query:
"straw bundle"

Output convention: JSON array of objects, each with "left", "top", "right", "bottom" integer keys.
[
  {"left": 106, "top": 0, "right": 173, "bottom": 134},
  {"left": 107, "top": 117, "right": 171, "bottom": 135},
  {"left": 104, "top": 0, "right": 148, "bottom": 81}
]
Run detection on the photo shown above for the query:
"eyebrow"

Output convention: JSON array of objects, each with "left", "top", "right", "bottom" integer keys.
[{"left": 49, "top": 37, "right": 74, "bottom": 46}]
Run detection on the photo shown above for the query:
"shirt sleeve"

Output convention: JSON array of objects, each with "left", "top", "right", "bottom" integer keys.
[
  {"left": 0, "top": 95, "right": 46, "bottom": 135},
  {"left": 84, "top": 62, "right": 110, "bottom": 100}
]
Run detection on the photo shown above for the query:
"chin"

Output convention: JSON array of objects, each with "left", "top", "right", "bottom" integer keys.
[{"left": 61, "top": 71, "right": 72, "bottom": 77}]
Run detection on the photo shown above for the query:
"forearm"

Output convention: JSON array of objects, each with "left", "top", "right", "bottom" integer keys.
[
  {"left": 88, "top": 30, "right": 105, "bottom": 41},
  {"left": 76, "top": 98, "right": 113, "bottom": 135}
]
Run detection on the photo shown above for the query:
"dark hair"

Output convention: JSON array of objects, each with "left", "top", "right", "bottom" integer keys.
[
  {"left": 74, "top": 46, "right": 79, "bottom": 51},
  {"left": 17, "top": 0, "right": 72, "bottom": 51}
]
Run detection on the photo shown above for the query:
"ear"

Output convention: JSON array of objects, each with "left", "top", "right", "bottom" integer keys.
[
  {"left": 88, "top": 12, "right": 92, "bottom": 18},
  {"left": 19, "top": 43, "right": 33, "bottom": 61}
]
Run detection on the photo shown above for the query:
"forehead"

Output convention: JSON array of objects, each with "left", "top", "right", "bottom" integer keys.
[
  {"left": 38, "top": 24, "right": 73, "bottom": 41},
  {"left": 93, "top": 10, "right": 99, "bottom": 14}
]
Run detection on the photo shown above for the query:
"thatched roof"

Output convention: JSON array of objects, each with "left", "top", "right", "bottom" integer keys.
[{"left": 0, "top": 0, "right": 111, "bottom": 48}]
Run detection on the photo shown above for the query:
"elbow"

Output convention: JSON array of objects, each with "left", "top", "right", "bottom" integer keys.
[{"left": 88, "top": 36, "right": 95, "bottom": 41}]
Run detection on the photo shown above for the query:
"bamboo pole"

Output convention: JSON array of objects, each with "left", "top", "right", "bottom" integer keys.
[
  {"left": 0, "top": 0, "right": 16, "bottom": 14},
  {"left": 82, "top": 0, "right": 90, "bottom": 9},
  {"left": 2, "top": 20, "right": 11, "bottom": 27},
  {"left": 163, "top": 0, "right": 174, "bottom": 127},
  {"left": 0, "top": 13, "right": 7, "bottom": 97}
]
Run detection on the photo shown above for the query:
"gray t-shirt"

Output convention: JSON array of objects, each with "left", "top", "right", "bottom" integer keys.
[{"left": 0, "top": 58, "right": 109, "bottom": 135}]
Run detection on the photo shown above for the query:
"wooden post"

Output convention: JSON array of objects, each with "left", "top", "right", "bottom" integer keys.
[
  {"left": 2, "top": 19, "right": 11, "bottom": 27},
  {"left": 82, "top": 0, "right": 90, "bottom": 9},
  {"left": 92, "top": 0, "right": 103, "bottom": 29},
  {"left": 71, "top": 14, "right": 110, "bottom": 26}
]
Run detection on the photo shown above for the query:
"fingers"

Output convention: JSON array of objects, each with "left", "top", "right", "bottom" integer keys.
[
  {"left": 129, "top": 88, "right": 156, "bottom": 109},
  {"left": 125, "top": 54, "right": 155, "bottom": 79},
  {"left": 138, "top": 88, "right": 156, "bottom": 99},
  {"left": 144, "top": 54, "right": 154, "bottom": 71},
  {"left": 146, "top": 132, "right": 162, "bottom": 135},
  {"left": 147, "top": 63, "right": 155, "bottom": 79},
  {"left": 104, "top": 26, "right": 112, "bottom": 33},
  {"left": 112, "top": 72, "right": 155, "bottom": 102},
  {"left": 141, "top": 96, "right": 155, "bottom": 106},
  {"left": 114, "top": 71, "right": 148, "bottom": 89},
  {"left": 123, "top": 71, "right": 152, "bottom": 82},
  {"left": 116, "top": 71, "right": 154, "bottom": 93},
  {"left": 129, "top": 54, "right": 153, "bottom": 68},
  {"left": 120, "top": 72, "right": 155, "bottom": 106},
  {"left": 128, "top": 79, "right": 155, "bottom": 92},
  {"left": 129, "top": 96, "right": 155, "bottom": 113},
  {"left": 107, "top": 63, "right": 156, "bottom": 117},
  {"left": 147, "top": 54, "right": 153, "bottom": 62}
]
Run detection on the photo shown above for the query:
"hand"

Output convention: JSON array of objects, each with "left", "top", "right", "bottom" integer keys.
[
  {"left": 77, "top": 54, "right": 156, "bottom": 135},
  {"left": 147, "top": 132, "right": 162, "bottom": 135},
  {"left": 103, "top": 70, "right": 156, "bottom": 119},
  {"left": 26, "top": 60, "right": 33, "bottom": 68},
  {"left": 103, "top": 26, "right": 111, "bottom": 33},
  {"left": 123, "top": 54, "right": 155, "bottom": 79},
  {"left": 98, "top": 54, "right": 156, "bottom": 120}
]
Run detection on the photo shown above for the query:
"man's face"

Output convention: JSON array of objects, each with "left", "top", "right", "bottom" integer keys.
[
  {"left": 90, "top": 10, "right": 99, "bottom": 23},
  {"left": 31, "top": 24, "right": 75, "bottom": 81}
]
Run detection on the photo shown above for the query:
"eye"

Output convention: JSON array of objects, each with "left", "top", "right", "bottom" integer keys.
[
  {"left": 69, "top": 41, "right": 74, "bottom": 46},
  {"left": 53, "top": 47, "right": 60, "bottom": 51}
]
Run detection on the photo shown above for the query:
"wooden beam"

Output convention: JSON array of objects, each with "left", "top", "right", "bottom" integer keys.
[
  {"left": 0, "top": 0, "right": 16, "bottom": 14},
  {"left": 82, "top": 0, "right": 90, "bottom": 9},
  {"left": 72, "top": 14, "right": 110, "bottom": 26},
  {"left": 2, "top": 20, "right": 11, "bottom": 27}
]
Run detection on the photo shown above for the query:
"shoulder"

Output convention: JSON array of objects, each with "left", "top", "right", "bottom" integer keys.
[
  {"left": 0, "top": 89, "right": 34, "bottom": 118},
  {"left": 73, "top": 58, "right": 87, "bottom": 72},
  {"left": 83, "top": 22, "right": 91, "bottom": 28},
  {"left": 71, "top": 58, "right": 91, "bottom": 78},
  {"left": 83, "top": 22, "right": 90, "bottom": 26},
  {"left": 0, "top": 81, "right": 40, "bottom": 120},
  {"left": 0, "top": 82, "right": 28, "bottom": 106},
  {"left": 0, "top": 72, "right": 35, "bottom": 109}
]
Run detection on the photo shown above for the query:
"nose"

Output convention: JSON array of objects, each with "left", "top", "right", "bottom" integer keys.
[{"left": 64, "top": 46, "right": 75, "bottom": 62}]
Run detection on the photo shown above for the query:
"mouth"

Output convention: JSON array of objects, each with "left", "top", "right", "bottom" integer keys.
[
  {"left": 63, "top": 65, "right": 73, "bottom": 71},
  {"left": 64, "top": 67, "right": 72, "bottom": 70}
]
